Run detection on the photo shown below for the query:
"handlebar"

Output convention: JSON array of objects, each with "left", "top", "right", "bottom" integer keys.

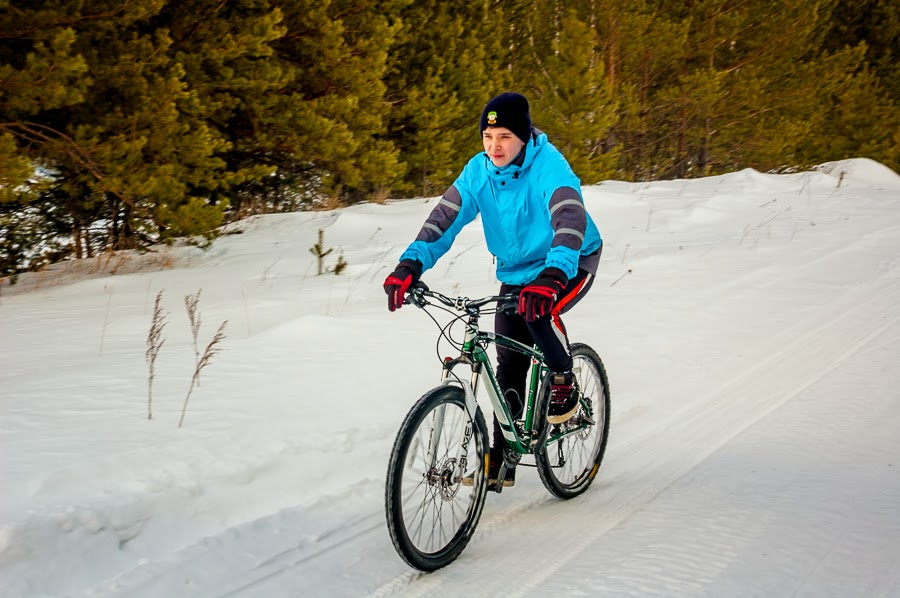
[{"left": 406, "top": 283, "right": 518, "bottom": 314}]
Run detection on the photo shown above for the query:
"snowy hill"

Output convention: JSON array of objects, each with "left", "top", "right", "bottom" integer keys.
[{"left": 2, "top": 158, "right": 900, "bottom": 597}]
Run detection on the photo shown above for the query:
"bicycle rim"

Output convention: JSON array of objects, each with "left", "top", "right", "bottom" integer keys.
[
  {"left": 536, "top": 344, "right": 610, "bottom": 498},
  {"left": 385, "top": 386, "right": 488, "bottom": 571}
]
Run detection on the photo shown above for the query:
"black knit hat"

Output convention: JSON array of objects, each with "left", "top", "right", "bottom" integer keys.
[{"left": 480, "top": 92, "right": 532, "bottom": 144}]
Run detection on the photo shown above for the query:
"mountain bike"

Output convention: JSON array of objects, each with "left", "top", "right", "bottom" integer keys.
[{"left": 385, "top": 283, "right": 611, "bottom": 571}]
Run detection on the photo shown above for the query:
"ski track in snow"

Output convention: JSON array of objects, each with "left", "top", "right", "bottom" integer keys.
[{"left": 84, "top": 260, "right": 900, "bottom": 598}]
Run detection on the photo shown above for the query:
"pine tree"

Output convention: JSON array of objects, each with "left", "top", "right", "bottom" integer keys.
[
  {"left": 529, "top": 10, "right": 619, "bottom": 184},
  {"left": 0, "top": 23, "right": 89, "bottom": 205},
  {"left": 819, "top": 0, "right": 900, "bottom": 170},
  {"left": 593, "top": 0, "right": 691, "bottom": 179},
  {"left": 385, "top": 1, "right": 508, "bottom": 197},
  {"left": 614, "top": 0, "right": 864, "bottom": 178},
  {"left": 0, "top": 0, "right": 293, "bottom": 271},
  {"left": 1, "top": 1, "right": 244, "bottom": 256},
  {"left": 262, "top": 0, "right": 405, "bottom": 205}
]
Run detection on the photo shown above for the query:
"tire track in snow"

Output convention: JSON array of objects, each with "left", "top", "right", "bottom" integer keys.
[
  {"left": 214, "top": 513, "right": 386, "bottom": 598},
  {"left": 603, "top": 277, "right": 900, "bottom": 477},
  {"left": 504, "top": 279, "right": 900, "bottom": 596},
  {"left": 368, "top": 277, "right": 900, "bottom": 597},
  {"left": 96, "top": 277, "right": 900, "bottom": 598}
]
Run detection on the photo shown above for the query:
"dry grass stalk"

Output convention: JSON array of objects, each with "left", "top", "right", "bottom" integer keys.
[
  {"left": 370, "top": 187, "right": 391, "bottom": 205},
  {"left": 98, "top": 285, "right": 114, "bottom": 356},
  {"left": 178, "top": 320, "right": 228, "bottom": 428},
  {"left": 184, "top": 290, "right": 202, "bottom": 373},
  {"left": 146, "top": 290, "right": 168, "bottom": 420}
]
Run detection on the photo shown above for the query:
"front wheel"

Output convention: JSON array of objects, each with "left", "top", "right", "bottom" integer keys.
[
  {"left": 385, "top": 385, "right": 489, "bottom": 571},
  {"left": 535, "top": 343, "right": 611, "bottom": 499}
]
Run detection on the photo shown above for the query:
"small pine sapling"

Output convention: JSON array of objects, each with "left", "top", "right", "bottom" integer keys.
[
  {"left": 333, "top": 250, "right": 348, "bottom": 275},
  {"left": 308, "top": 229, "right": 348, "bottom": 275},
  {"left": 309, "top": 229, "right": 333, "bottom": 275}
]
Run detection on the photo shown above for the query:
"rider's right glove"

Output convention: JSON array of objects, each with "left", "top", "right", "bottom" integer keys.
[
  {"left": 383, "top": 259, "right": 423, "bottom": 312},
  {"left": 518, "top": 267, "right": 568, "bottom": 322}
]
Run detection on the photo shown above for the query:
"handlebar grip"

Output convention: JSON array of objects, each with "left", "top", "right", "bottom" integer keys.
[
  {"left": 498, "top": 297, "right": 519, "bottom": 315},
  {"left": 404, "top": 281, "right": 430, "bottom": 308}
]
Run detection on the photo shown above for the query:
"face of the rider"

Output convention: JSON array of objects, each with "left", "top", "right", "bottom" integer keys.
[{"left": 482, "top": 127, "right": 525, "bottom": 168}]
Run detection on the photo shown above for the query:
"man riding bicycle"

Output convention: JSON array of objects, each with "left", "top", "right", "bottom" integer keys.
[{"left": 384, "top": 92, "right": 602, "bottom": 488}]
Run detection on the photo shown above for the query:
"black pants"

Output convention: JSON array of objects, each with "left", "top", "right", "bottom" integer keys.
[{"left": 493, "top": 268, "right": 595, "bottom": 432}]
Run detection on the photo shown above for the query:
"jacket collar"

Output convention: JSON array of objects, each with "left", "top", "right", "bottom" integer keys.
[{"left": 483, "top": 128, "right": 546, "bottom": 182}]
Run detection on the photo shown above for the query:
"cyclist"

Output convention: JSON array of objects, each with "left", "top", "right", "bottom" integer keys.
[{"left": 383, "top": 92, "right": 602, "bottom": 488}]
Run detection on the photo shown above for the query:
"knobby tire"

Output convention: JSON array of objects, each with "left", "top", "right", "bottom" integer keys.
[
  {"left": 535, "top": 343, "right": 611, "bottom": 499},
  {"left": 385, "top": 385, "right": 489, "bottom": 571}
]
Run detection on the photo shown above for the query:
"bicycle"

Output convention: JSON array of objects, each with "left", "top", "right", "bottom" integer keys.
[{"left": 385, "top": 283, "right": 611, "bottom": 571}]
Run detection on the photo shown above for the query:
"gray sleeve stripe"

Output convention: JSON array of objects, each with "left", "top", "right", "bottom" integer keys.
[
  {"left": 555, "top": 228, "right": 585, "bottom": 242},
  {"left": 549, "top": 185, "right": 586, "bottom": 249},
  {"left": 549, "top": 186, "right": 582, "bottom": 204},
  {"left": 439, "top": 198, "right": 460, "bottom": 212},
  {"left": 444, "top": 185, "right": 462, "bottom": 205},
  {"left": 414, "top": 185, "right": 464, "bottom": 243},
  {"left": 550, "top": 199, "right": 583, "bottom": 215}
]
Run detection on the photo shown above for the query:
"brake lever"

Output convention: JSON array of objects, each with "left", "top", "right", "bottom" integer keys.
[
  {"left": 498, "top": 292, "right": 520, "bottom": 315},
  {"left": 404, "top": 281, "right": 430, "bottom": 308}
]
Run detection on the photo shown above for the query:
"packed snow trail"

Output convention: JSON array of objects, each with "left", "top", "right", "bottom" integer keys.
[
  {"left": 86, "top": 270, "right": 900, "bottom": 598},
  {"left": 3, "top": 159, "right": 900, "bottom": 597}
]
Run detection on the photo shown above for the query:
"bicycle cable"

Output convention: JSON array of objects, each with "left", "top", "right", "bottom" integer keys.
[{"left": 415, "top": 301, "right": 477, "bottom": 388}]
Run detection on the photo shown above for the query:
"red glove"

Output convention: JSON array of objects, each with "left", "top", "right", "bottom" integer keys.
[
  {"left": 383, "top": 260, "right": 422, "bottom": 312},
  {"left": 518, "top": 268, "right": 567, "bottom": 322}
]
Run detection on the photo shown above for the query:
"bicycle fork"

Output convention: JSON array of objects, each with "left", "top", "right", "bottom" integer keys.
[
  {"left": 428, "top": 359, "right": 482, "bottom": 486},
  {"left": 425, "top": 323, "right": 520, "bottom": 491},
  {"left": 436, "top": 355, "right": 522, "bottom": 492}
]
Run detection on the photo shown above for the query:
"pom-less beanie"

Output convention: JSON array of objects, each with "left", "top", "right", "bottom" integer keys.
[{"left": 480, "top": 92, "right": 532, "bottom": 144}]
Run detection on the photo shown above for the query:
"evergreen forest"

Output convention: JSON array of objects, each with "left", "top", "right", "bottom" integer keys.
[{"left": 2, "top": 0, "right": 898, "bottom": 275}]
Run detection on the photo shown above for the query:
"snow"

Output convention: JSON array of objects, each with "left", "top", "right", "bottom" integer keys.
[{"left": 2, "top": 158, "right": 900, "bottom": 597}]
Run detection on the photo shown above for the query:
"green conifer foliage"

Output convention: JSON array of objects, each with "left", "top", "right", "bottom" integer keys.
[
  {"left": 160, "top": 0, "right": 289, "bottom": 215},
  {"left": 819, "top": 0, "right": 900, "bottom": 170},
  {"left": 0, "top": 24, "right": 89, "bottom": 204},
  {"left": 385, "top": 0, "right": 507, "bottom": 196},
  {"left": 267, "top": 0, "right": 405, "bottom": 205},
  {"left": 530, "top": 11, "right": 618, "bottom": 184},
  {"left": 606, "top": 0, "right": 874, "bottom": 177},
  {"left": 0, "top": 0, "right": 251, "bottom": 259},
  {"left": 824, "top": 0, "right": 900, "bottom": 100},
  {"left": 600, "top": 1, "right": 691, "bottom": 179},
  {"left": 2, "top": 0, "right": 899, "bottom": 275},
  {"left": 0, "top": 134, "right": 37, "bottom": 204}
]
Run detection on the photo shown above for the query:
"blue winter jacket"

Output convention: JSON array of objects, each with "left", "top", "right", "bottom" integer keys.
[{"left": 400, "top": 129, "right": 602, "bottom": 285}]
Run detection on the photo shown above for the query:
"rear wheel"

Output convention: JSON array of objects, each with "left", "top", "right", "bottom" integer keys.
[
  {"left": 385, "top": 385, "right": 489, "bottom": 571},
  {"left": 535, "top": 343, "right": 610, "bottom": 499}
]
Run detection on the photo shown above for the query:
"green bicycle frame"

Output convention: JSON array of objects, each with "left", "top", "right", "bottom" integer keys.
[{"left": 441, "top": 315, "right": 548, "bottom": 455}]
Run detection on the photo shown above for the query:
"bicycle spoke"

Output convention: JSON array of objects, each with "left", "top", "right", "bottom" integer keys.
[
  {"left": 392, "top": 392, "right": 484, "bottom": 559},
  {"left": 535, "top": 345, "right": 610, "bottom": 498}
]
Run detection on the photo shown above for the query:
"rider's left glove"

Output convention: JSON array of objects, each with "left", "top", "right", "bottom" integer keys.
[
  {"left": 518, "top": 267, "right": 568, "bottom": 322},
  {"left": 383, "top": 259, "right": 423, "bottom": 312}
]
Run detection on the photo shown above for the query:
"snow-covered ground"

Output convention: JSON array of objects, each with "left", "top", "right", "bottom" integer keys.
[{"left": 2, "top": 158, "right": 899, "bottom": 597}]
